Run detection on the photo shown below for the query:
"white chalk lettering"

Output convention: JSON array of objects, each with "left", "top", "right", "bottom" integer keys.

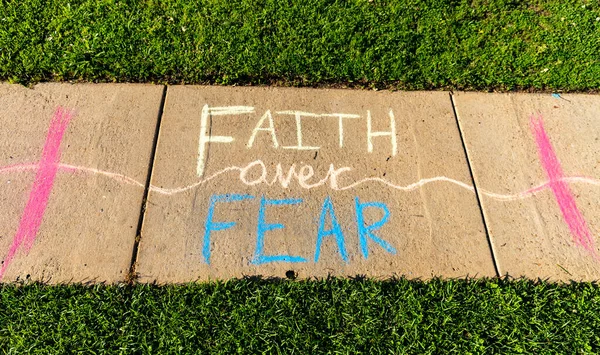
[
  {"left": 247, "top": 110, "right": 279, "bottom": 149},
  {"left": 240, "top": 160, "right": 268, "bottom": 185},
  {"left": 321, "top": 113, "right": 360, "bottom": 148},
  {"left": 277, "top": 110, "right": 320, "bottom": 150},
  {"left": 367, "top": 109, "right": 397, "bottom": 156},
  {"left": 197, "top": 105, "right": 255, "bottom": 177}
]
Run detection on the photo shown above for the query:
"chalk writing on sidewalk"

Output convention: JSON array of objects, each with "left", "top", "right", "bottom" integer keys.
[{"left": 1, "top": 105, "right": 599, "bottom": 279}]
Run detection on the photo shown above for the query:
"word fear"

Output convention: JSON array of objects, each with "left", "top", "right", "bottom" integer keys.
[{"left": 203, "top": 194, "right": 397, "bottom": 265}]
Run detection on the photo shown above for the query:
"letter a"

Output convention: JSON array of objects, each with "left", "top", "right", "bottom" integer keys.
[
  {"left": 247, "top": 110, "right": 279, "bottom": 148},
  {"left": 314, "top": 196, "right": 348, "bottom": 263}
]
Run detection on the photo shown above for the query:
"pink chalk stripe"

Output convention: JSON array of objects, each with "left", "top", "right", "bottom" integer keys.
[
  {"left": 0, "top": 107, "right": 73, "bottom": 279},
  {"left": 530, "top": 113, "right": 598, "bottom": 258}
]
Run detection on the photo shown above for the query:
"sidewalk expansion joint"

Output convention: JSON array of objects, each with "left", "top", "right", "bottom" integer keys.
[
  {"left": 127, "top": 85, "right": 168, "bottom": 284},
  {"left": 449, "top": 91, "right": 501, "bottom": 278}
]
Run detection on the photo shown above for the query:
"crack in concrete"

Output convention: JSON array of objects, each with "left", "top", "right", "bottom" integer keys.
[
  {"left": 449, "top": 92, "right": 501, "bottom": 277},
  {"left": 127, "top": 85, "right": 168, "bottom": 283}
]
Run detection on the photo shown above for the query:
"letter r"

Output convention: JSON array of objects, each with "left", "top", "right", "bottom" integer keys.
[{"left": 354, "top": 197, "right": 396, "bottom": 259}]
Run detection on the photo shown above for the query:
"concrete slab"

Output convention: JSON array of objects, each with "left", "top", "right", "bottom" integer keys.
[
  {"left": 0, "top": 83, "right": 163, "bottom": 283},
  {"left": 453, "top": 92, "right": 600, "bottom": 281},
  {"left": 137, "top": 86, "right": 496, "bottom": 283}
]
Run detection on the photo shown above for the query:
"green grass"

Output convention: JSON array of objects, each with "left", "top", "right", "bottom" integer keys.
[
  {"left": 1, "top": 0, "right": 600, "bottom": 90},
  {"left": 1, "top": 278, "right": 600, "bottom": 353}
]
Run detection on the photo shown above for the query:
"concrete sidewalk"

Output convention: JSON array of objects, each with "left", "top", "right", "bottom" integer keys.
[{"left": 1, "top": 83, "right": 598, "bottom": 283}]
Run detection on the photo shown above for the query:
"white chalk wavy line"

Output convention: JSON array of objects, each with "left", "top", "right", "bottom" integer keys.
[
  {"left": 151, "top": 173, "right": 477, "bottom": 195},
  {"left": 479, "top": 177, "right": 600, "bottom": 201},
  {"left": 61, "top": 164, "right": 147, "bottom": 188},
  {"left": 150, "top": 166, "right": 241, "bottom": 195},
  {"left": 149, "top": 162, "right": 477, "bottom": 195},
  {"left": 2, "top": 162, "right": 599, "bottom": 202},
  {"left": 336, "top": 176, "right": 475, "bottom": 193},
  {"left": 0, "top": 163, "right": 146, "bottom": 189}
]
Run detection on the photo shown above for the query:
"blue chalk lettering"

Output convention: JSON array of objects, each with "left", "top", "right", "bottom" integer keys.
[
  {"left": 252, "top": 196, "right": 307, "bottom": 265},
  {"left": 314, "top": 196, "right": 348, "bottom": 263},
  {"left": 203, "top": 193, "right": 254, "bottom": 264},
  {"left": 354, "top": 197, "right": 396, "bottom": 259}
]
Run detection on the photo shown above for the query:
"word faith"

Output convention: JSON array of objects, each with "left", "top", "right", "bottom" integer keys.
[{"left": 197, "top": 105, "right": 398, "bottom": 176}]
